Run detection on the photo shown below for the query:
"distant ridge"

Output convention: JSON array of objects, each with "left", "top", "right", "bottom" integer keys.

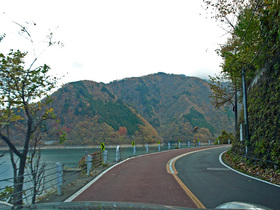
[
  {"left": 108, "top": 72, "right": 234, "bottom": 143},
  {"left": 1, "top": 73, "right": 234, "bottom": 146}
]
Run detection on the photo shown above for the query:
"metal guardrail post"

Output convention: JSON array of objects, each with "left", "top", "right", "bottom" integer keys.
[{"left": 56, "top": 162, "right": 63, "bottom": 196}]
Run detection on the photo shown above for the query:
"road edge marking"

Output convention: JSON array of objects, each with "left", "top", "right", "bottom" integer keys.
[
  {"left": 64, "top": 157, "right": 132, "bottom": 202},
  {"left": 219, "top": 151, "right": 280, "bottom": 188},
  {"left": 172, "top": 173, "right": 205, "bottom": 209},
  {"left": 166, "top": 147, "right": 222, "bottom": 209}
]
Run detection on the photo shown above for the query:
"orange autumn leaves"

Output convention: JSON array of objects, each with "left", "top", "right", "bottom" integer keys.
[{"left": 118, "top": 127, "right": 127, "bottom": 136}]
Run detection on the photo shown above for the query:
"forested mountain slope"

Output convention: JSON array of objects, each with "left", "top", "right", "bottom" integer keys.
[
  {"left": 108, "top": 72, "right": 234, "bottom": 143},
  {"left": 45, "top": 80, "right": 161, "bottom": 145},
  {"left": 3, "top": 73, "right": 234, "bottom": 146}
]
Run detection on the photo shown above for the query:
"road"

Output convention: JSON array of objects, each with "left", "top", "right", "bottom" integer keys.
[
  {"left": 175, "top": 146, "right": 280, "bottom": 209},
  {"left": 67, "top": 146, "right": 221, "bottom": 208},
  {"left": 66, "top": 145, "right": 280, "bottom": 209}
]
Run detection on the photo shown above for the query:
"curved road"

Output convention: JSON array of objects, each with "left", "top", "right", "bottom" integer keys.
[
  {"left": 67, "top": 146, "right": 221, "bottom": 208},
  {"left": 175, "top": 146, "right": 280, "bottom": 209},
  {"left": 66, "top": 145, "right": 280, "bottom": 209}
]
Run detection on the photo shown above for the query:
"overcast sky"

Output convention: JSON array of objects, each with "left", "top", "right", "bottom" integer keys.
[{"left": 1, "top": 0, "right": 228, "bottom": 85}]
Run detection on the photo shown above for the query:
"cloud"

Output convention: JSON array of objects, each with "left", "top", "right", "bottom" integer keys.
[{"left": 1, "top": 0, "right": 229, "bottom": 84}]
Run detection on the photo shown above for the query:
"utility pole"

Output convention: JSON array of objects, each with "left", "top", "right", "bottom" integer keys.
[
  {"left": 234, "top": 83, "right": 238, "bottom": 133},
  {"left": 242, "top": 69, "right": 250, "bottom": 142}
]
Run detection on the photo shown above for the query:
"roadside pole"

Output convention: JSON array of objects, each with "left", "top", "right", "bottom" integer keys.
[
  {"left": 87, "top": 155, "right": 92, "bottom": 176},
  {"left": 132, "top": 141, "right": 136, "bottom": 156},
  {"left": 56, "top": 162, "right": 63, "bottom": 196}
]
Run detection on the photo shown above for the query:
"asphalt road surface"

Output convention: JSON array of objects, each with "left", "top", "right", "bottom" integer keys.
[
  {"left": 175, "top": 146, "right": 280, "bottom": 209},
  {"left": 69, "top": 146, "right": 223, "bottom": 208}
]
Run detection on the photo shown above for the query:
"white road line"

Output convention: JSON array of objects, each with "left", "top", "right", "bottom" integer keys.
[
  {"left": 64, "top": 158, "right": 132, "bottom": 202},
  {"left": 207, "top": 168, "right": 229, "bottom": 171},
  {"left": 219, "top": 151, "right": 280, "bottom": 188}
]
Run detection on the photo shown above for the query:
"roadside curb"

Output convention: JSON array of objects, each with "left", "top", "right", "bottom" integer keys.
[{"left": 219, "top": 151, "right": 280, "bottom": 188}]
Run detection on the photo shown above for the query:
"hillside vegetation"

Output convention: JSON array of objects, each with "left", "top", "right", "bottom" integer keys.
[
  {"left": 108, "top": 73, "right": 234, "bottom": 143},
  {"left": 51, "top": 73, "right": 234, "bottom": 145},
  {"left": 206, "top": 0, "right": 280, "bottom": 168},
  {"left": 46, "top": 80, "right": 161, "bottom": 145},
  {"left": 1, "top": 73, "right": 234, "bottom": 146}
]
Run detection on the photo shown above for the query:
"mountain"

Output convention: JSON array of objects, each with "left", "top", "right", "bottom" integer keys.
[
  {"left": 107, "top": 72, "right": 234, "bottom": 143},
  {"left": 46, "top": 80, "right": 162, "bottom": 145},
  {"left": 47, "top": 72, "right": 234, "bottom": 145},
  {"left": 3, "top": 73, "right": 234, "bottom": 146}
]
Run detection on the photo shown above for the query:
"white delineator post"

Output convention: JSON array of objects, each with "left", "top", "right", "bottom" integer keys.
[
  {"left": 56, "top": 162, "right": 63, "bottom": 196},
  {"left": 133, "top": 145, "right": 136, "bottom": 156},
  {"left": 116, "top": 145, "right": 120, "bottom": 162},
  {"left": 103, "top": 150, "right": 108, "bottom": 163},
  {"left": 87, "top": 155, "right": 92, "bottom": 176}
]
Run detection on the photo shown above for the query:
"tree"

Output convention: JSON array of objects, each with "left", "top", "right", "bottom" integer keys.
[
  {"left": 204, "top": 0, "right": 269, "bottom": 134},
  {"left": 203, "top": 0, "right": 253, "bottom": 135},
  {"left": 0, "top": 34, "right": 5, "bottom": 42},
  {"left": 203, "top": 0, "right": 247, "bottom": 33},
  {"left": 28, "top": 148, "right": 46, "bottom": 204},
  {"left": 209, "top": 73, "right": 238, "bottom": 132},
  {"left": 205, "top": 0, "right": 280, "bottom": 166},
  {"left": 215, "top": 129, "right": 234, "bottom": 144},
  {"left": 0, "top": 22, "right": 63, "bottom": 206},
  {"left": 118, "top": 127, "right": 127, "bottom": 136}
]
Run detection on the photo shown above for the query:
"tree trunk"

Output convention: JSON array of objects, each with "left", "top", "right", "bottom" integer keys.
[
  {"left": 13, "top": 115, "right": 32, "bottom": 206},
  {"left": 13, "top": 155, "right": 27, "bottom": 206}
]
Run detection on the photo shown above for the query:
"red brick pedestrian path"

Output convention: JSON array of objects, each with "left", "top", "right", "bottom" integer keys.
[{"left": 70, "top": 146, "right": 216, "bottom": 208}]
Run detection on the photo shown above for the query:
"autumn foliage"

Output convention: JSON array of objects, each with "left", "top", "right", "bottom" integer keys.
[{"left": 118, "top": 127, "right": 127, "bottom": 136}]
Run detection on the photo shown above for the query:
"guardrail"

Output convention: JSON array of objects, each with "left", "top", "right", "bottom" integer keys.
[
  {"left": 0, "top": 142, "right": 216, "bottom": 206},
  {"left": 0, "top": 165, "right": 58, "bottom": 205}
]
